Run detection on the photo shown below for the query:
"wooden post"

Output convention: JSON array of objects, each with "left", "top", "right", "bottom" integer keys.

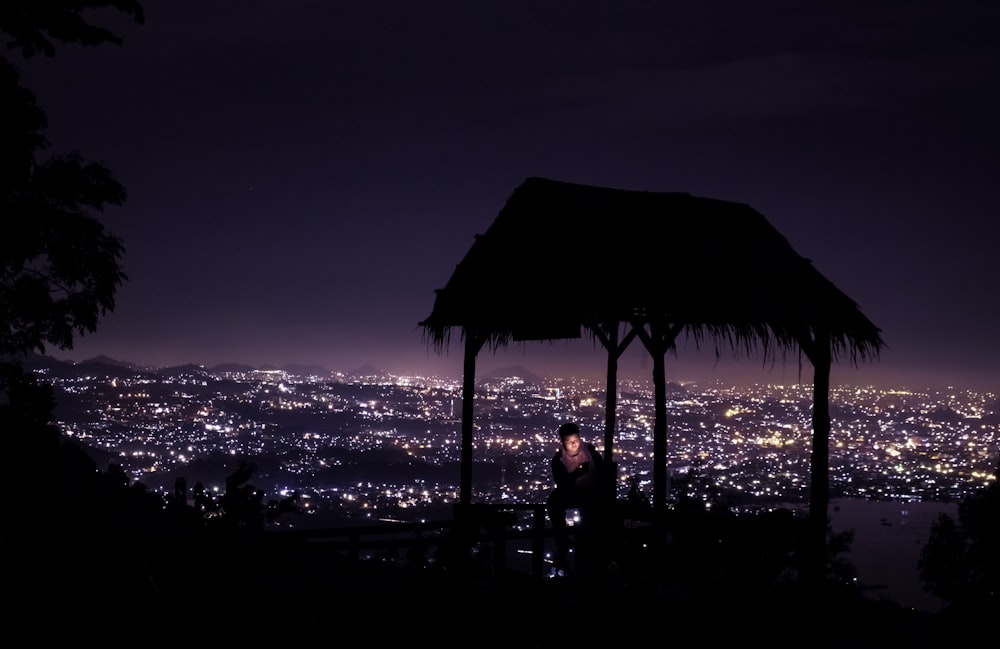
[
  {"left": 633, "top": 320, "right": 683, "bottom": 518},
  {"left": 532, "top": 505, "right": 546, "bottom": 578},
  {"left": 808, "top": 332, "right": 832, "bottom": 589},
  {"left": 588, "top": 321, "right": 638, "bottom": 498},
  {"left": 459, "top": 330, "right": 485, "bottom": 508}
]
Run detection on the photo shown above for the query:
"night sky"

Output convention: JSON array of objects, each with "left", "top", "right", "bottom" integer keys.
[{"left": 16, "top": 0, "right": 1000, "bottom": 391}]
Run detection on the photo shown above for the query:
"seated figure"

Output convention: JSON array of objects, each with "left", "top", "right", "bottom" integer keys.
[{"left": 546, "top": 422, "right": 608, "bottom": 574}]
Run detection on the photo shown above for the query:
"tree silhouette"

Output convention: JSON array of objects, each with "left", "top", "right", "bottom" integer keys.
[
  {"left": 0, "top": 1, "right": 144, "bottom": 59},
  {"left": 161, "top": 463, "right": 301, "bottom": 533},
  {"left": 1, "top": 0, "right": 144, "bottom": 520},
  {"left": 918, "top": 457, "right": 1000, "bottom": 624},
  {"left": 1, "top": 1, "right": 143, "bottom": 360},
  {"left": 0, "top": 9, "right": 152, "bottom": 630}
]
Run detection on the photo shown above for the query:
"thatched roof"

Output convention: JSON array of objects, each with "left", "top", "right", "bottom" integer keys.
[{"left": 420, "top": 177, "right": 883, "bottom": 367}]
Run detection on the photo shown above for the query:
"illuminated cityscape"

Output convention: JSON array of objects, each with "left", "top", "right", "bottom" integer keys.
[{"left": 32, "top": 356, "right": 998, "bottom": 531}]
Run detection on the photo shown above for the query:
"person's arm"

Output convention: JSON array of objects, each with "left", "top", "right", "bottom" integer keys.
[
  {"left": 585, "top": 445, "right": 603, "bottom": 476},
  {"left": 552, "top": 453, "right": 579, "bottom": 490}
]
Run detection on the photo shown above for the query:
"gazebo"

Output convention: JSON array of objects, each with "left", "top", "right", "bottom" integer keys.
[{"left": 419, "top": 176, "right": 884, "bottom": 584}]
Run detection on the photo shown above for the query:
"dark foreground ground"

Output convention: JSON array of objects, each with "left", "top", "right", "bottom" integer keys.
[{"left": 7, "top": 520, "right": 990, "bottom": 649}]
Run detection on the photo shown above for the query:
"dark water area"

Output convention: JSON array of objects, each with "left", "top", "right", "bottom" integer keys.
[{"left": 829, "top": 498, "right": 957, "bottom": 613}]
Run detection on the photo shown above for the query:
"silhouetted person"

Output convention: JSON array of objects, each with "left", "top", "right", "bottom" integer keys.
[
  {"left": 546, "top": 422, "right": 607, "bottom": 575},
  {"left": 624, "top": 475, "right": 651, "bottom": 521}
]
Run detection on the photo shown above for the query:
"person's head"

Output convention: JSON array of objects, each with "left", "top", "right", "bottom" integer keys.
[{"left": 558, "top": 422, "right": 582, "bottom": 456}]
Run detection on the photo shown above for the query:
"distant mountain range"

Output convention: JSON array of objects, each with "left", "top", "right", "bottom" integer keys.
[
  {"left": 16, "top": 354, "right": 692, "bottom": 393},
  {"left": 476, "top": 365, "right": 545, "bottom": 385},
  {"left": 17, "top": 354, "right": 554, "bottom": 385},
  {"left": 17, "top": 353, "right": 387, "bottom": 382}
]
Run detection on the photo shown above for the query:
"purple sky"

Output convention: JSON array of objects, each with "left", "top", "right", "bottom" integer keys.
[{"left": 16, "top": 0, "right": 1000, "bottom": 390}]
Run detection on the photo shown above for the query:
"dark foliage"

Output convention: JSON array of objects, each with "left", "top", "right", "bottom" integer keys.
[
  {"left": 1, "top": 3, "right": 140, "bottom": 359},
  {"left": 919, "top": 458, "right": 1000, "bottom": 627},
  {"left": 0, "top": 0, "right": 144, "bottom": 59}
]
